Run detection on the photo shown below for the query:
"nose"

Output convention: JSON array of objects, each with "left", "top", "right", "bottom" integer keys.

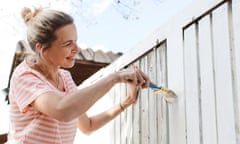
[{"left": 72, "top": 42, "right": 80, "bottom": 54}]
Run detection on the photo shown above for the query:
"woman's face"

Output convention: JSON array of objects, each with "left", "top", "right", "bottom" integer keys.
[{"left": 42, "top": 23, "right": 79, "bottom": 68}]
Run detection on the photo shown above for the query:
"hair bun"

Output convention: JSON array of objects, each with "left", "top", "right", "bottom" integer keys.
[
  {"left": 21, "top": 7, "right": 32, "bottom": 24},
  {"left": 21, "top": 7, "right": 42, "bottom": 25}
]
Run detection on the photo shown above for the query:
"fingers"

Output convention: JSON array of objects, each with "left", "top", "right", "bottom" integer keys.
[
  {"left": 135, "top": 68, "right": 145, "bottom": 87},
  {"left": 118, "top": 66, "right": 150, "bottom": 88},
  {"left": 120, "top": 69, "right": 137, "bottom": 84},
  {"left": 119, "top": 68, "right": 138, "bottom": 85},
  {"left": 133, "top": 66, "right": 150, "bottom": 88},
  {"left": 119, "top": 66, "right": 150, "bottom": 109},
  {"left": 124, "top": 83, "right": 139, "bottom": 106}
]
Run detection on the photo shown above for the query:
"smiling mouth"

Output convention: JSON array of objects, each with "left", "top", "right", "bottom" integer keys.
[{"left": 66, "top": 56, "right": 75, "bottom": 61}]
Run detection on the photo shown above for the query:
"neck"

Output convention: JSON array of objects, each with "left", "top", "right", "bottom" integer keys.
[
  {"left": 34, "top": 62, "right": 61, "bottom": 89},
  {"left": 36, "top": 62, "right": 58, "bottom": 78}
]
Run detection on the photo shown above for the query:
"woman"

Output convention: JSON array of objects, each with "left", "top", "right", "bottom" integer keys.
[{"left": 6, "top": 7, "right": 150, "bottom": 143}]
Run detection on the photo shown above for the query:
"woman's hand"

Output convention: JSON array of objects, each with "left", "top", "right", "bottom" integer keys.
[
  {"left": 120, "top": 83, "right": 139, "bottom": 109},
  {"left": 117, "top": 66, "right": 150, "bottom": 109},
  {"left": 116, "top": 66, "right": 150, "bottom": 88}
]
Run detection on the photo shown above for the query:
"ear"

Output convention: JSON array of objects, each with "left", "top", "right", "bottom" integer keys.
[{"left": 35, "top": 42, "right": 42, "bottom": 53}]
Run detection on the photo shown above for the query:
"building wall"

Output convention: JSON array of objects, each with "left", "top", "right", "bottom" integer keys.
[{"left": 81, "top": 0, "right": 240, "bottom": 143}]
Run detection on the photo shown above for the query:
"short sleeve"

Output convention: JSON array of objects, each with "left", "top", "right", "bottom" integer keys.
[
  {"left": 12, "top": 72, "right": 52, "bottom": 113},
  {"left": 61, "top": 70, "right": 78, "bottom": 93}
]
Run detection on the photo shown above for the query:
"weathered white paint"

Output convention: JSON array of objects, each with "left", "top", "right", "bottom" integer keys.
[
  {"left": 148, "top": 51, "right": 158, "bottom": 144},
  {"left": 80, "top": 0, "right": 239, "bottom": 144},
  {"left": 212, "top": 3, "right": 236, "bottom": 144},
  {"left": 231, "top": 0, "right": 240, "bottom": 143},
  {"left": 198, "top": 15, "right": 218, "bottom": 144},
  {"left": 155, "top": 43, "right": 168, "bottom": 144},
  {"left": 184, "top": 24, "right": 201, "bottom": 144},
  {"left": 140, "top": 56, "right": 149, "bottom": 144},
  {"left": 132, "top": 61, "right": 141, "bottom": 144},
  {"left": 167, "top": 29, "right": 186, "bottom": 144}
]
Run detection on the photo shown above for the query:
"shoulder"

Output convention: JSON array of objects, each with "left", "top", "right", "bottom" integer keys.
[
  {"left": 12, "top": 61, "right": 34, "bottom": 80},
  {"left": 59, "top": 69, "right": 75, "bottom": 83},
  {"left": 12, "top": 60, "right": 43, "bottom": 80},
  {"left": 59, "top": 69, "right": 77, "bottom": 91},
  {"left": 59, "top": 69, "right": 72, "bottom": 78}
]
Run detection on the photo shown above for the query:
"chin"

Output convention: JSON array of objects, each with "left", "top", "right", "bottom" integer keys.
[
  {"left": 64, "top": 63, "right": 75, "bottom": 68},
  {"left": 61, "top": 62, "right": 75, "bottom": 69}
]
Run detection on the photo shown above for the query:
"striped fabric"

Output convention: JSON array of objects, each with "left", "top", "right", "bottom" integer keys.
[{"left": 6, "top": 61, "right": 78, "bottom": 144}]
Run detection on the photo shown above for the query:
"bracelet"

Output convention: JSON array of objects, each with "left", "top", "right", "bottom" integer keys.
[{"left": 119, "top": 103, "right": 125, "bottom": 111}]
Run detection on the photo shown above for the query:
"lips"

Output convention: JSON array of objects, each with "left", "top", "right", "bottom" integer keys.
[{"left": 66, "top": 56, "right": 75, "bottom": 61}]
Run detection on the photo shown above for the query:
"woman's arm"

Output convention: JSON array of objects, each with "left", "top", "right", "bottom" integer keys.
[
  {"left": 77, "top": 83, "right": 139, "bottom": 134},
  {"left": 32, "top": 67, "right": 147, "bottom": 122},
  {"left": 32, "top": 72, "right": 118, "bottom": 121},
  {"left": 77, "top": 103, "right": 124, "bottom": 135}
]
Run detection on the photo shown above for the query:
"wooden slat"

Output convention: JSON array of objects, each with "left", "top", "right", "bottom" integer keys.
[
  {"left": 198, "top": 14, "right": 218, "bottom": 144},
  {"left": 231, "top": 0, "right": 240, "bottom": 142},
  {"left": 183, "top": 24, "right": 201, "bottom": 144},
  {"left": 125, "top": 91, "right": 133, "bottom": 144},
  {"left": 167, "top": 29, "right": 187, "bottom": 144},
  {"left": 156, "top": 43, "right": 168, "bottom": 144},
  {"left": 120, "top": 83, "right": 127, "bottom": 144},
  {"left": 115, "top": 84, "right": 121, "bottom": 144},
  {"left": 148, "top": 50, "right": 158, "bottom": 144},
  {"left": 109, "top": 87, "right": 116, "bottom": 143},
  {"left": 168, "top": 32, "right": 187, "bottom": 143},
  {"left": 132, "top": 61, "right": 141, "bottom": 144},
  {"left": 117, "top": 64, "right": 132, "bottom": 144},
  {"left": 212, "top": 3, "right": 236, "bottom": 144},
  {"left": 140, "top": 56, "right": 149, "bottom": 144}
]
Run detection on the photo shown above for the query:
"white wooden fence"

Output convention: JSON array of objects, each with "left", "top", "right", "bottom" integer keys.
[{"left": 80, "top": 0, "right": 240, "bottom": 143}]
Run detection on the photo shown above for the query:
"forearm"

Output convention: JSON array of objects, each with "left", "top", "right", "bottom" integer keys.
[
  {"left": 57, "top": 73, "right": 118, "bottom": 121},
  {"left": 78, "top": 103, "right": 125, "bottom": 134}
]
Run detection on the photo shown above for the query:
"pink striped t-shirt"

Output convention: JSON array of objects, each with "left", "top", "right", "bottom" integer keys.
[{"left": 7, "top": 60, "right": 78, "bottom": 144}]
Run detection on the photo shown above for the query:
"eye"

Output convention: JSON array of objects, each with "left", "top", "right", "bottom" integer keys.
[{"left": 63, "top": 42, "right": 73, "bottom": 47}]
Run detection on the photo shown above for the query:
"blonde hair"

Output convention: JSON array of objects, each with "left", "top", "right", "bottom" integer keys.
[{"left": 21, "top": 7, "right": 74, "bottom": 53}]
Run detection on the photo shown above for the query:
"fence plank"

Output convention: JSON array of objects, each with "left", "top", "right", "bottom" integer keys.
[
  {"left": 167, "top": 28, "right": 186, "bottom": 144},
  {"left": 183, "top": 24, "right": 201, "bottom": 144},
  {"left": 132, "top": 61, "right": 141, "bottom": 144},
  {"left": 231, "top": 0, "right": 240, "bottom": 142},
  {"left": 140, "top": 56, "right": 149, "bottom": 144},
  {"left": 126, "top": 85, "right": 133, "bottom": 144},
  {"left": 212, "top": 3, "right": 236, "bottom": 144},
  {"left": 156, "top": 43, "right": 168, "bottom": 144},
  {"left": 198, "top": 15, "right": 218, "bottom": 144},
  {"left": 120, "top": 83, "right": 127, "bottom": 144},
  {"left": 109, "top": 88, "right": 116, "bottom": 144},
  {"left": 167, "top": 29, "right": 187, "bottom": 144},
  {"left": 148, "top": 50, "right": 158, "bottom": 144},
  {"left": 115, "top": 84, "right": 121, "bottom": 144}
]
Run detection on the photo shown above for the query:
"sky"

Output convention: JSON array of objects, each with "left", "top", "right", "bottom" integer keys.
[{"left": 0, "top": 0, "right": 193, "bottom": 143}]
